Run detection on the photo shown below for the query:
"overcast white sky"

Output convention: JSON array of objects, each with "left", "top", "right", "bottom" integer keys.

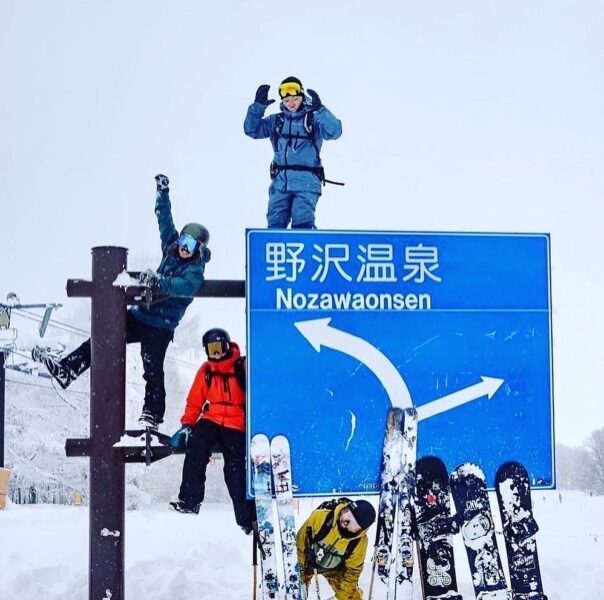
[{"left": 1, "top": 1, "right": 603, "bottom": 445}]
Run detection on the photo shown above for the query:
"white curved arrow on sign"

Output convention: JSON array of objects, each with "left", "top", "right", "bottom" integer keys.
[
  {"left": 294, "top": 317, "right": 412, "bottom": 409},
  {"left": 417, "top": 376, "right": 505, "bottom": 421}
]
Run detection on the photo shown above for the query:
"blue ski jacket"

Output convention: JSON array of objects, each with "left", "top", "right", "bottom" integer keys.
[
  {"left": 130, "top": 190, "right": 209, "bottom": 332},
  {"left": 244, "top": 97, "right": 342, "bottom": 194}
]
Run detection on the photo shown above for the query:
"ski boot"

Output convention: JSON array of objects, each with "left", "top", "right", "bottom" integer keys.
[
  {"left": 138, "top": 409, "right": 161, "bottom": 431},
  {"left": 31, "top": 345, "right": 76, "bottom": 389},
  {"left": 169, "top": 500, "right": 200, "bottom": 514}
]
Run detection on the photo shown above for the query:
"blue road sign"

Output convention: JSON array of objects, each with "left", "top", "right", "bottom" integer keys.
[{"left": 246, "top": 230, "right": 554, "bottom": 495}]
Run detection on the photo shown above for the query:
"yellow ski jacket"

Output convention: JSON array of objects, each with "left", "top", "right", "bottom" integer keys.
[{"left": 296, "top": 502, "right": 369, "bottom": 600}]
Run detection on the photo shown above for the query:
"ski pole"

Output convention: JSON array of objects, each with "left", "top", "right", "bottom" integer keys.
[
  {"left": 252, "top": 532, "right": 258, "bottom": 600},
  {"left": 367, "top": 515, "right": 384, "bottom": 599},
  {"left": 312, "top": 568, "right": 321, "bottom": 599}
]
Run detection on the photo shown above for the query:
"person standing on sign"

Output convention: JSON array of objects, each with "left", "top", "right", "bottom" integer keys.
[
  {"left": 31, "top": 174, "right": 210, "bottom": 430},
  {"left": 297, "top": 497, "right": 376, "bottom": 600},
  {"left": 244, "top": 76, "right": 342, "bottom": 229},
  {"left": 168, "top": 328, "right": 256, "bottom": 535}
]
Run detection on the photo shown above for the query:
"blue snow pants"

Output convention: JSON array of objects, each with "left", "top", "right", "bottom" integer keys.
[{"left": 267, "top": 188, "right": 319, "bottom": 229}]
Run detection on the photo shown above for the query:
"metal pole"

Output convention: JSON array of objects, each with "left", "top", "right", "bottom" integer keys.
[
  {"left": 89, "top": 246, "right": 128, "bottom": 600},
  {"left": 0, "top": 351, "right": 5, "bottom": 467}
]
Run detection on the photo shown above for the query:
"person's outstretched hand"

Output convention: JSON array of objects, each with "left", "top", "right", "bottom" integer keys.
[
  {"left": 307, "top": 89, "right": 322, "bottom": 111},
  {"left": 255, "top": 84, "right": 275, "bottom": 106},
  {"left": 155, "top": 174, "right": 170, "bottom": 192}
]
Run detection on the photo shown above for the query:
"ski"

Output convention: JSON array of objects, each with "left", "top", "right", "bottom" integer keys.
[
  {"left": 393, "top": 407, "right": 418, "bottom": 599},
  {"left": 450, "top": 463, "right": 511, "bottom": 600},
  {"left": 270, "top": 434, "right": 304, "bottom": 600},
  {"left": 495, "top": 462, "right": 548, "bottom": 600},
  {"left": 414, "top": 456, "right": 462, "bottom": 600},
  {"left": 370, "top": 406, "right": 405, "bottom": 596},
  {"left": 251, "top": 433, "right": 281, "bottom": 599}
]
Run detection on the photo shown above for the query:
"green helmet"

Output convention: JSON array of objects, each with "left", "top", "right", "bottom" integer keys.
[{"left": 180, "top": 223, "right": 210, "bottom": 247}]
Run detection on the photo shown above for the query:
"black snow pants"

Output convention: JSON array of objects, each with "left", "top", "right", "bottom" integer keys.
[
  {"left": 61, "top": 310, "right": 173, "bottom": 421},
  {"left": 178, "top": 419, "right": 256, "bottom": 529}
]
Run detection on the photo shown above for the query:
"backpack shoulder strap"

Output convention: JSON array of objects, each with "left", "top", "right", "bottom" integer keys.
[
  {"left": 344, "top": 536, "right": 361, "bottom": 560},
  {"left": 312, "top": 497, "right": 353, "bottom": 544},
  {"left": 205, "top": 358, "right": 246, "bottom": 391},
  {"left": 271, "top": 113, "right": 284, "bottom": 151},
  {"left": 234, "top": 356, "right": 246, "bottom": 391},
  {"left": 312, "top": 506, "right": 337, "bottom": 545},
  {"left": 304, "top": 111, "right": 315, "bottom": 135},
  {"left": 304, "top": 111, "right": 321, "bottom": 160},
  {"left": 311, "top": 498, "right": 362, "bottom": 560},
  {"left": 203, "top": 363, "right": 213, "bottom": 387}
]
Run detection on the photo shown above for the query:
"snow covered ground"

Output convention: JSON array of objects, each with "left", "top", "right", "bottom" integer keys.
[{"left": 1, "top": 490, "right": 603, "bottom": 599}]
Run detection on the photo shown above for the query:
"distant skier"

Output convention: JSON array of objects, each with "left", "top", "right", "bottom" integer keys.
[
  {"left": 168, "top": 328, "right": 256, "bottom": 535},
  {"left": 32, "top": 174, "right": 210, "bottom": 430},
  {"left": 297, "top": 498, "right": 376, "bottom": 600},
  {"left": 244, "top": 76, "right": 342, "bottom": 229}
]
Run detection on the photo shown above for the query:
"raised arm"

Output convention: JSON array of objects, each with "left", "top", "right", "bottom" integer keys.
[
  {"left": 244, "top": 84, "right": 278, "bottom": 139},
  {"left": 307, "top": 89, "right": 342, "bottom": 141},
  {"left": 154, "top": 174, "right": 179, "bottom": 253}
]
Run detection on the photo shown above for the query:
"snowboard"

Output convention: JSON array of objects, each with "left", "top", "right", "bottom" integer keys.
[
  {"left": 450, "top": 463, "right": 511, "bottom": 600},
  {"left": 495, "top": 461, "right": 548, "bottom": 600},
  {"left": 394, "top": 407, "right": 418, "bottom": 599},
  {"left": 415, "top": 456, "right": 462, "bottom": 600},
  {"left": 250, "top": 433, "right": 281, "bottom": 599},
  {"left": 270, "top": 435, "right": 303, "bottom": 600}
]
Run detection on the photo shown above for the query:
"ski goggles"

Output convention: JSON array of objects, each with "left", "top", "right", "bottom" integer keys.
[
  {"left": 178, "top": 233, "right": 200, "bottom": 254},
  {"left": 279, "top": 82, "right": 303, "bottom": 98},
  {"left": 205, "top": 340, "right": 227, "bottom": 356}
]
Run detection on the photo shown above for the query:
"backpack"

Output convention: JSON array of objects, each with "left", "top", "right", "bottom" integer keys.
[
  {"left": 304, "top": 497, "right": 362, "bottom": 574},
  {"left": 269, "top": 112, "right": 344, "bottom": 186},
  {"left": 204, "top": 356, "right": 246, "bottom": 392},
  {"left": 270, "top": 111, "right": 318, "bottom": 154}
]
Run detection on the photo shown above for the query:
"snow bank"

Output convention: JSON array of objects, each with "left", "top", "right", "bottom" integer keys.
[{"left": 1, "top": 490, "right": 603, "bottom": 599}]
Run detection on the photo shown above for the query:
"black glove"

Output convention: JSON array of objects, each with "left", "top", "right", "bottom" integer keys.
[
  {"left": 155, "top": 174, "right": 170, "bottom": 192},
  {"left": 169, "top": 425, "right": 192, "bottom": 450},
  {"left": 138, "top": 268, "right": 161, "bottom": 289},
  {"left": 307, "top": 89, "right": 322, "bottom": 111},
  {"left": 254, "top": 84, "right": 275, "bottom": 107}
]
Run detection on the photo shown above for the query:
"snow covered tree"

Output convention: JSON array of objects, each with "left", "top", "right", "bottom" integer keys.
[
  {"left": 585, "top": 428, "right": 604, "bottom": 494},
  {"left": 555, "top": 443, "right": 594, "bottom": 492}
]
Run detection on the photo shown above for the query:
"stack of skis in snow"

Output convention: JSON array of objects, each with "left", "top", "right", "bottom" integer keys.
[
  {"left": 250, "top": 410, "right": 548, "bottom": 600},
  {"left": 368, "top": 406, "right": 548, "bottom": 600},
  {"left": 370, "top": 406, "right": 418, "bottom": 599},
  {"left": 251, "top": 433, "right": 304, "bottom": 600}
]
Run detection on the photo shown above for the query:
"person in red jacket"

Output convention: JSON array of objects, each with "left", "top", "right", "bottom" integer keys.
[{"left": 168, "top": 328, "right": 256, "bottom": 534}]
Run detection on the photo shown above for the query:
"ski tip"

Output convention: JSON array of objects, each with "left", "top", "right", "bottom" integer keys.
[
  {"left": 386, "top": 406, "right": 405, "bottom": 428},
  {"left": 403, "top": 406, "right": 418, "bottom": 420},
  {"left": 270, "top": 434, "right": 290, "bottom": 447},
  {"left": 251, "top": 433, "right": 270, "bottom": 447}
]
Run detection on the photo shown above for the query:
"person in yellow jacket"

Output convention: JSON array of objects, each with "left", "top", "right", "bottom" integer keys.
[{"left": 296, "top": 498, "right": 376, "bottom": 600}]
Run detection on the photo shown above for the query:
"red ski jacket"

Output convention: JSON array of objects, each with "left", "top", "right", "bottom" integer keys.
[{"left": 180, "top": 342, "right": 246, "bottom": 432}]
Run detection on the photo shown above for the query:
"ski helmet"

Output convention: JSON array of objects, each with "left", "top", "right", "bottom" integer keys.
[
  {"left": 180, "top": 223, "right": 210, "bottom": 249},
  {"left": 279, "top": 76, "right": 304, "bottom": 98},
  {"left": 202, "top": 327, "right": 231, "bottom": 359}
]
